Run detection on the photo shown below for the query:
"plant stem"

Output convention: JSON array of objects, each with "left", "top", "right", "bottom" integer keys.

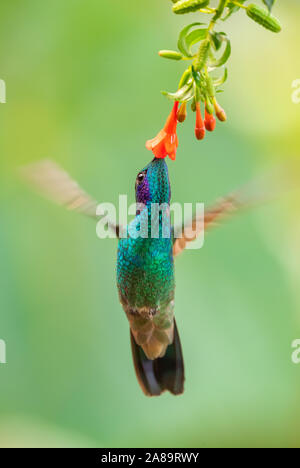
[
  {"left": 231, "top": 1, "right": 247, "bottom": 9},
  {"left": 208, "top": 0, "right": 228, "bottom": 33},
  {"left": 179, "top": 1, "right": 230, "bottom": 91},
  {"left": 199, "top": 8, "right": 217, "bottom": 14}
]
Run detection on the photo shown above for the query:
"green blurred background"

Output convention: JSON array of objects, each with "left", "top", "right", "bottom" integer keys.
[{"left": 0, "top": 0, "right": 300, "bottom": 448}]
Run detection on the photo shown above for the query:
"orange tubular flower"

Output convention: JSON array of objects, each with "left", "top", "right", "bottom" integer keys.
[
  {"left": 195, "top": 102, "right": 205, "bottom": 141},
  {"left": 204, "top": 108, "right": 216, "bottom": 132},
  {"left": 146, "top": 101, "right": 179, "bottom": 161}
]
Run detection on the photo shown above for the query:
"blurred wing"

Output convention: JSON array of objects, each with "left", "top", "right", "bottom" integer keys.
[
  {"left": 20, "top": 159, "right": 120, "bottom": 236},
  {"left": 173, "top": 162, "right": 300, "bottom": 257},
  {"left": 173, "top": 196, "right": 237, "bottom": 257}
]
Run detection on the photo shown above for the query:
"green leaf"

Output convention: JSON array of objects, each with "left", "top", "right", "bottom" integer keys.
[
  {"left": 213, "top": 0, "right": 228, "bottom": 21},
  {"left": 210, "top": 36, "right": 231, "bottom": 67},
  {"left": 213, "top": 68, "right": 228, "bottom": 87},
  {"left": 185, "top": 29, "right": 208, "bottom": 53},
  {"left": 262, "top": 0, "right": 275, "bottom": 12},
  {"left": 223, "top": 1, "right": 247, "bottom": 20},
  {"left": 162, "top": 82, "right": 194, "bottom": 102},
  {"left": 177, "top": 23, "right": 206, "bottom": 57},
  {"left": 210, "top": 31, "right": 226, "bottom": 51},
  {"left": 191, "top": 66, "right": 202, "bottom": 87}
]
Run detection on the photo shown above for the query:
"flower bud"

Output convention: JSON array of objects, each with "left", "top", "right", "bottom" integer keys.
[
  {"left": 173, "top": 0, "right": 209, "bottom": 15},
  {"left": 159, "top": 50, "right": 183, "bottom": 61},
  {"left": 204, "top": 108, "right": 216, "bottom": 132},
  {"left": 246, "top": 4, "right": 281, "bottom": 33},
  {"left": 177, "top": 102, "right": 187, "bottom": 123},
  {"left": 213, "top": 98, "right": 227, "bottom": 122},
  {"left": 178, "top": 68, "right": 191, "bottom": 89},
  {"left": 195, "top": 102, "right": 205, "bottom": 140},
  {"left": 205, "top": 97, "right": 214, "bottom": 116}
]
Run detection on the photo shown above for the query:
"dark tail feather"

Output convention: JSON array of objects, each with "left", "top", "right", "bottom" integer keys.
[{"left": 130, "top": 320, "right": 185, "bottom": 397}]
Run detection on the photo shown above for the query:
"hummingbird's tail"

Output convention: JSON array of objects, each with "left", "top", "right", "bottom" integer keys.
[{"left": 130, "top": 320, "right": 185, "bottom": 397}]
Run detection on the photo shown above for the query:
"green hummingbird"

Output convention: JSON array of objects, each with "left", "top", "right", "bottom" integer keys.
[
  {"left": 21, "top": 157, "right": 291, "bottom": 396},
  {"left": 117, "top": 157, "right": 183, "bottom": 396}
]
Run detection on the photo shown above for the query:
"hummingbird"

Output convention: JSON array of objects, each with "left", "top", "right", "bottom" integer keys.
[{"left": 21, "top": 157, "right": 295, "bottom": 396}]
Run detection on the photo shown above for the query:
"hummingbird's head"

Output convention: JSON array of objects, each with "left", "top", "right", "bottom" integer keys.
[{"left": 135, "top": 158, "right": 171, "bottom": 206}]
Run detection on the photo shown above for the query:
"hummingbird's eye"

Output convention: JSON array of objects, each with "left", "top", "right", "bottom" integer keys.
[{"left": 136, "top": 171, "right": 146, "bottom": 185}]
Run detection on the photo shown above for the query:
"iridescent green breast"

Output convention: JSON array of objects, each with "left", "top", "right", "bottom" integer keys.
[
  {"left": 117, "top": 232, "right": 175, "bottom": 310},
  {"left": 117, "top": 200, "right": 175, "bottom": 310}
]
